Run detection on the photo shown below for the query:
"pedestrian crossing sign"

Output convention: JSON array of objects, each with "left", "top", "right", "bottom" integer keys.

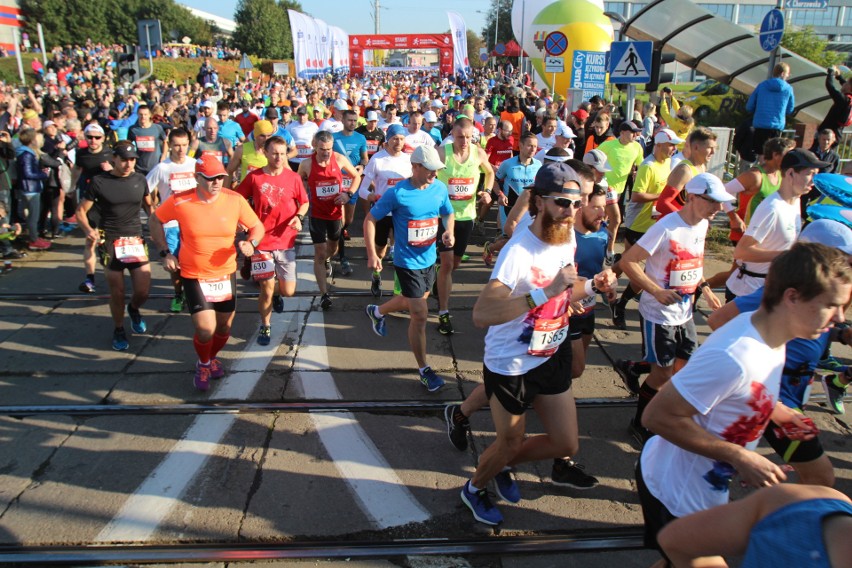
[{"left": 608, "top": 41, "right": 652, "bottom": 83}]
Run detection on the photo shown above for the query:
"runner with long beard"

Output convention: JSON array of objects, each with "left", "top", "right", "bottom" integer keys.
[{"left": 458, "top": 162, "right": 616, "bottom": 526}]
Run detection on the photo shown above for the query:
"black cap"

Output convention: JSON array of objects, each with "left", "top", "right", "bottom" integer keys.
[
  {"left": 264, "top": 107, "right": 279, "bottom": 119},
  {"left": 296, "top": 106, "right": 308, "bottom": 115},
  {"left": 112, "top": 140, "right": 138, "bottom": 159},
  {"left": 619, "top": 121, "right": 640, "bottom": 133},
  {"left": 525, "top": 162, "right": 581, "bottom": 195},
  {"left": 781, "top": 148, "right": 830, "bottom": 171}
]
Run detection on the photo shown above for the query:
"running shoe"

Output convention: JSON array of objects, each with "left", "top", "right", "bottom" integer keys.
[
  {"left": 818, "top": 355, "right": 846, "bottom": 373},
  {"left": 494, "top": 469, "right": 521, "bottom": 503},
  {"left": 257, "top": 325, "right": 271, "bottom": 346},
  {"left": 610, "top": 301, "right": 626, "bottom": 330},
  {"left": 460, "top": 481, "right": 503, "bottom": 526},
  {"left": 320, "top": 293, "right": 333, "bottom": 310},
  {"left": 461, "top": 254, "right": 470, "bottom": 262},
  {"left": 127, "top": 304, "right": 147, "bottom": 334},
  {"left": 438, "top": 313, "right": 454, "bottom": 335},
  {"left": 615, "top": 359, "right": 642, "bottom": 396},
  {"left": 170, "top": 295, "right": 184, "bottom": 313},
  {"left": 112, "top": 328, "right": 129, "bottom": 351},
  {"left": 482, "top": 241, "right": 494, "bottom": 267},
  {"left": 629, "top": 419, "right": 653, "bottom": 447},
  {"left": 27, "top": 238, "right": 51, "bottom": 251},
  {"left": 370, "top": 270, "right": 382, "bottom": 297},
  {"left": 340, "top": 257, "right": 353, "bottom": 276},
  {"left": 444, "top": 404, "right": 470, "bottom": 451},
  {"left": 365, "top": 304, "right": 387, "bottom": 337},
  {"left": 272, "top": 295, "right": 284, "bottom": 313},
  {"left": 821, "top": 373, "right": 848, "bottom": 415},
  {"left": 209, "top": 358, "right": 225, "bottom": 380},
  {"left": 551, "top": 458, "right": 599, "bottom": 489},
  {"left": 419, "top": 366, "right": 445, "bottom": 392},
  {"left": 325, "top": 259, "right": 333, "bottom": 278},
  {"left": 194, "top": 362, "right": 211, "bottom": 391},
  {"left": 2, "top": 250, "right": 24, "bottom": 259},
  {"left": 78, "top": 279, "right": 96, "bottom": 293}
]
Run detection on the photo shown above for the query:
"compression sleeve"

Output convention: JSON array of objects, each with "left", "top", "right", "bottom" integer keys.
[
  {"left": 724, "top": 178, "right": 746, "bottom": 195},
  {"left": 655, "top": 185, "right": 684, "bottom": 218}
]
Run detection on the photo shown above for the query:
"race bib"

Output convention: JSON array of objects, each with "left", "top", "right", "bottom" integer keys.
[
  {"left": 387, "top": 177, "right": 402, "bottom": 188},
  {"left": 528, "top": 315, "right": 569, "bottom": 357},
  {"left": 578, "top": 293, "right": 596, "bottom": 314},
  {"left": 250, "top": 251, "right": 275, "bottom": 281},
  {"left": 669, "top": 257, "right": 703, "bottom": 294},
  {"left": 605, "top": 186, "right": 618, "bottom": 205},
  {"left": 168, "top": 171, "right": 196, "bottom": 193},
  {"left": 316, "top": 180, "right": 340, "bottom": 200},
  {"left": 366, "top": 139, "right": 379, "bottom": 155},
  {"left": 199, "top": 275, "right": 233, "bottom": 303},
  {"left": 113, "top": 236, "right": 147, "bottom": 263},
  {"left": 135, "top": 135, "right": 155, "bottom": 151},
  {"left": 448, "top": 177, "right": 476, "bottom": 200},
  {"left": 297, "top": 144, "right": 312, "bottom": 158},
  {"left": 408, "top": 217, "right": 438, "bottom": 247},
  {"left": 201, "top": 150, "right": 224, "bottom": 163},
  {"left": 342, "top": 173, "right": 353, "bottom": 190}
]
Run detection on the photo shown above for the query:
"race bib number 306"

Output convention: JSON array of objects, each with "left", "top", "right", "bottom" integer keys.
[
  {"left": 448, "top": 177, "right": 476, "bottom": 200},
  {"left": 528, "top": 315, "right": 569, "bottom": 357}
]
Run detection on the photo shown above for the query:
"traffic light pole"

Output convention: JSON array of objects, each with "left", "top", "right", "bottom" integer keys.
[{"left": 132, "top": 24, "right": 155, "bottom": 87}]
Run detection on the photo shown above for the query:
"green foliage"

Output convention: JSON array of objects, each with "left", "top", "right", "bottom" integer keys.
[
  {"left": 781, "top": 26, "right": 844, "bottom": 68},
  {"left": 233, "top": 0, "right": 302, "bottom": 59},
  {"left": 20, "top": 0, "right": 216, "bottom": 48},
  {"left": 480, "top": 0, "right": 514, "bottom": 51},
  {"left": 467, "top": 30, "right": 486, "bottom": 69}
]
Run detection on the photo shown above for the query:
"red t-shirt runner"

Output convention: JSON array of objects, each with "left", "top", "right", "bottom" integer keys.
[{"left": 236, "top": 168, "right": 308, "bottom": 251}]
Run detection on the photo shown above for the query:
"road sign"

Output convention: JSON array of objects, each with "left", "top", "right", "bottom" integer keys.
[
  {"left": 495, "top": 42, "right": 506, "bottom": 56},
  {"left": 759, "top": 9, "right": 785, "bottom": 52},
  {"left": 570, "top": 50, "right": 606, "bottom": 101},
  {"left": 479, "top": 47, "right": 489, "bottom": 62},
  {"left": 608, "top": 41, "right": 651, "bottom": 83},
  {"left": 545, "top": 56, "right": 564, "bottom": 73},
  {"left": 787, "top": 0, "right": 828, "bottom": 9},
  {"left": 544, "top": 31, "right": 568, "bottom": 56}
]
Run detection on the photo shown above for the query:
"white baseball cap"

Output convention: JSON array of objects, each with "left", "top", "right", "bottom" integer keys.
[
  {"left": 654, "top": 128, "right": 685, "bottom": 145},
  {"left": 423, "top": 110, "right": 438, "bottom": 123},
  {"left": 366, "top": 110, "right": 379, "bottom": 122},
  {"left": 684, "top": 173, "right": 735, "bottom": 203},
  {"left": 333, "top": 99, "right": 349, "bottom": 111},
  {"left": 411, "top": 145, "right": 445, "bottom": 171}
]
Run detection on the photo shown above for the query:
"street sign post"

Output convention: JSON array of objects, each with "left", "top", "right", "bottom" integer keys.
[
  {"left": 544, "top": 31, "right": 568, "bottom": 56},
  {"left": 759, "top": 9, "right": 785, "bottom": 52},
  {"left": 545, "top": 56, "right": 564, "bottom": 73},
  {"left": 608, "top": 40, "right": 652, "bottom": 83}
]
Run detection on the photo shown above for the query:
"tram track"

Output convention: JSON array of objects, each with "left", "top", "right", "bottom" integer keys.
[{"left": 0, "top": 528, "right": 647, "bottom": 565}]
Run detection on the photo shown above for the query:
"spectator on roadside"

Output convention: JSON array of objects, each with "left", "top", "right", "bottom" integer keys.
[
  {"left": 817, "top": 66, "right": 852, "bottom": 146},
  {"left": 15, "top": 128, "right": 51, "bottom": 250},
  {"left": 658, "top": 88, "right": 693, "bottom": 150},
  {"left": 746, "top": 62, "right": 795, "bottom": 159},
  {"left": 809, "top": 128, "right": 840, "bottom": 174}
]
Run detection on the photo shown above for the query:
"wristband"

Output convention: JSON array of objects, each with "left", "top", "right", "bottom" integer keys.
[
  {"left": 698, "top": 281, "right": 710, "bottom": 291},
  {"left": 584, "top": 279, "right": 595, "bottom": 297},
  {"left": 529, "top": 287, "right": 548, "bottom": 307},
  {"left": 250, "top": 239, "right": 259, "bottom": 248},
  {"left": 525, "top": 293, "right": 536, "bottom": 310}
]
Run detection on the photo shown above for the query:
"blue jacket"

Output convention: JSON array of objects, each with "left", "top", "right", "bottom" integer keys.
[
  {"left": 15, "top": 146, "right": 47, "bottom": 194},
  {"left": 746, "top": 77, "right": 795, "bottom": 130}
]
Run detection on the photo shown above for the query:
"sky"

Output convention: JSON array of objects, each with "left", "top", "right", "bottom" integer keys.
[{"left": 178, "top": 0, "right": 493, "bottom": 36}]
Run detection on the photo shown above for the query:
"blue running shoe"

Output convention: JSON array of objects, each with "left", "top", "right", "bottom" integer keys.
[
  {"left": 419, "top": 366, "right": 445, "bottom": 392},
  {"left": 127, "top": 304, "right": 147, "bottom": 334},
  {"left": 365, "top": 304, "right": 387, "bottom": 337},
  {"left": 112, "top": 328, "right": 129, "bottom": 351},
  {"left": 494, "top": 469, "right": 521, "bottom": 503},
  {"left": 460, "top": 480, "right": 503, "bottom": 526}
]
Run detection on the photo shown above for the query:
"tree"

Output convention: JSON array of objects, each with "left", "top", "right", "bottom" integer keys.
[
  {"left": 480, "top": 0, "right": 514, "bottom": 51},
  {"left": 467, "top": 29, "right": 486, "bottom": 69},
  {"left": 781, "top": 26, "right": 844, "bottom": 68},
  {"left": 232, "top": 0, "right": 298, "bottom": 59}
]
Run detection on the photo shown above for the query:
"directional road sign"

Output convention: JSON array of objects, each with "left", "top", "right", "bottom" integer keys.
[
  {"left": 608, "top": 40, "right": 651, "bottom": 83},
  {"left": 759, "top": 9, "right": 785, "bottom": 52},
  {"left": 545, "top": 56, "right": 564, "bottom": 73},
  {"left": 544, "top": 31, "right": 568, "bottom": 56}
]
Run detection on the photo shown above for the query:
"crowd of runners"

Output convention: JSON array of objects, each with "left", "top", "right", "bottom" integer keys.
[{"left": 3, "top": 46, "right": 852, "bottom": 566}]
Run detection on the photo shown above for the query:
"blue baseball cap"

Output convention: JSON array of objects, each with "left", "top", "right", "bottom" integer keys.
[
  {"left": 799, "top": 218, "right": 852, "bottom": 255},
  {"left": 386, "top": 124, "right": 406, "bottom": 139}
]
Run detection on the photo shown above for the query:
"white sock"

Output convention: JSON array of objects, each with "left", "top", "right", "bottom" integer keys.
[
  {"left": 468, "top": 480, "right": 482, "bottom": 492},
  {"left": 372, "top": 305, "right": 383, "bottom": 319},
  {"left": 439, "top": 310, "right": 449, "bottom": 315},
  {"left": 419, "top": 366, "right": 430, "bottom": 374}
]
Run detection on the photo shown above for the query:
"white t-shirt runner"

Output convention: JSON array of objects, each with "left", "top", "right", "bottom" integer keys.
[
  {"left": 484, "top": 226, "right": 577, "bottom": 376},
  {"left": 359, "top": 148, "right": 413, "bottom": 202},
  {"left": 635, "top": 211, "right": 709, "bottom": 326},
  {"left": 146, "top": 157, "right": 198, "bottom": 229},
  {"left": 726, "top": 192, "right": 801, "bottom": 298},
  {"left": 641, "top": 311, "right": 785, "bottom": 518},
  {"left": 286, "top": 121, "right": 320, "bottom": 163}
]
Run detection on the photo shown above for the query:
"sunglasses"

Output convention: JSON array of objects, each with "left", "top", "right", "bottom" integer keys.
[
  {"left": 540, "top": 195, "right": 582, "bottom": 208},
  {"left": 695, "top": 194, "right": 718, "bottom": 203},
  {"left": 86, "top": 135, "right": 103, "bottom": 140}
]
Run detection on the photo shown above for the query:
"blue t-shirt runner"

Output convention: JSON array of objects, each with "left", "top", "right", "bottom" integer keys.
[{"left": 370, "top": 178, "right": 453, "bottom": 270}]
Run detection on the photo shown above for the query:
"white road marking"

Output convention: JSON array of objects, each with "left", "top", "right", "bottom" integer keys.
[{"left": 295, "top": 311, "right": 431, "bottom": 528}]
